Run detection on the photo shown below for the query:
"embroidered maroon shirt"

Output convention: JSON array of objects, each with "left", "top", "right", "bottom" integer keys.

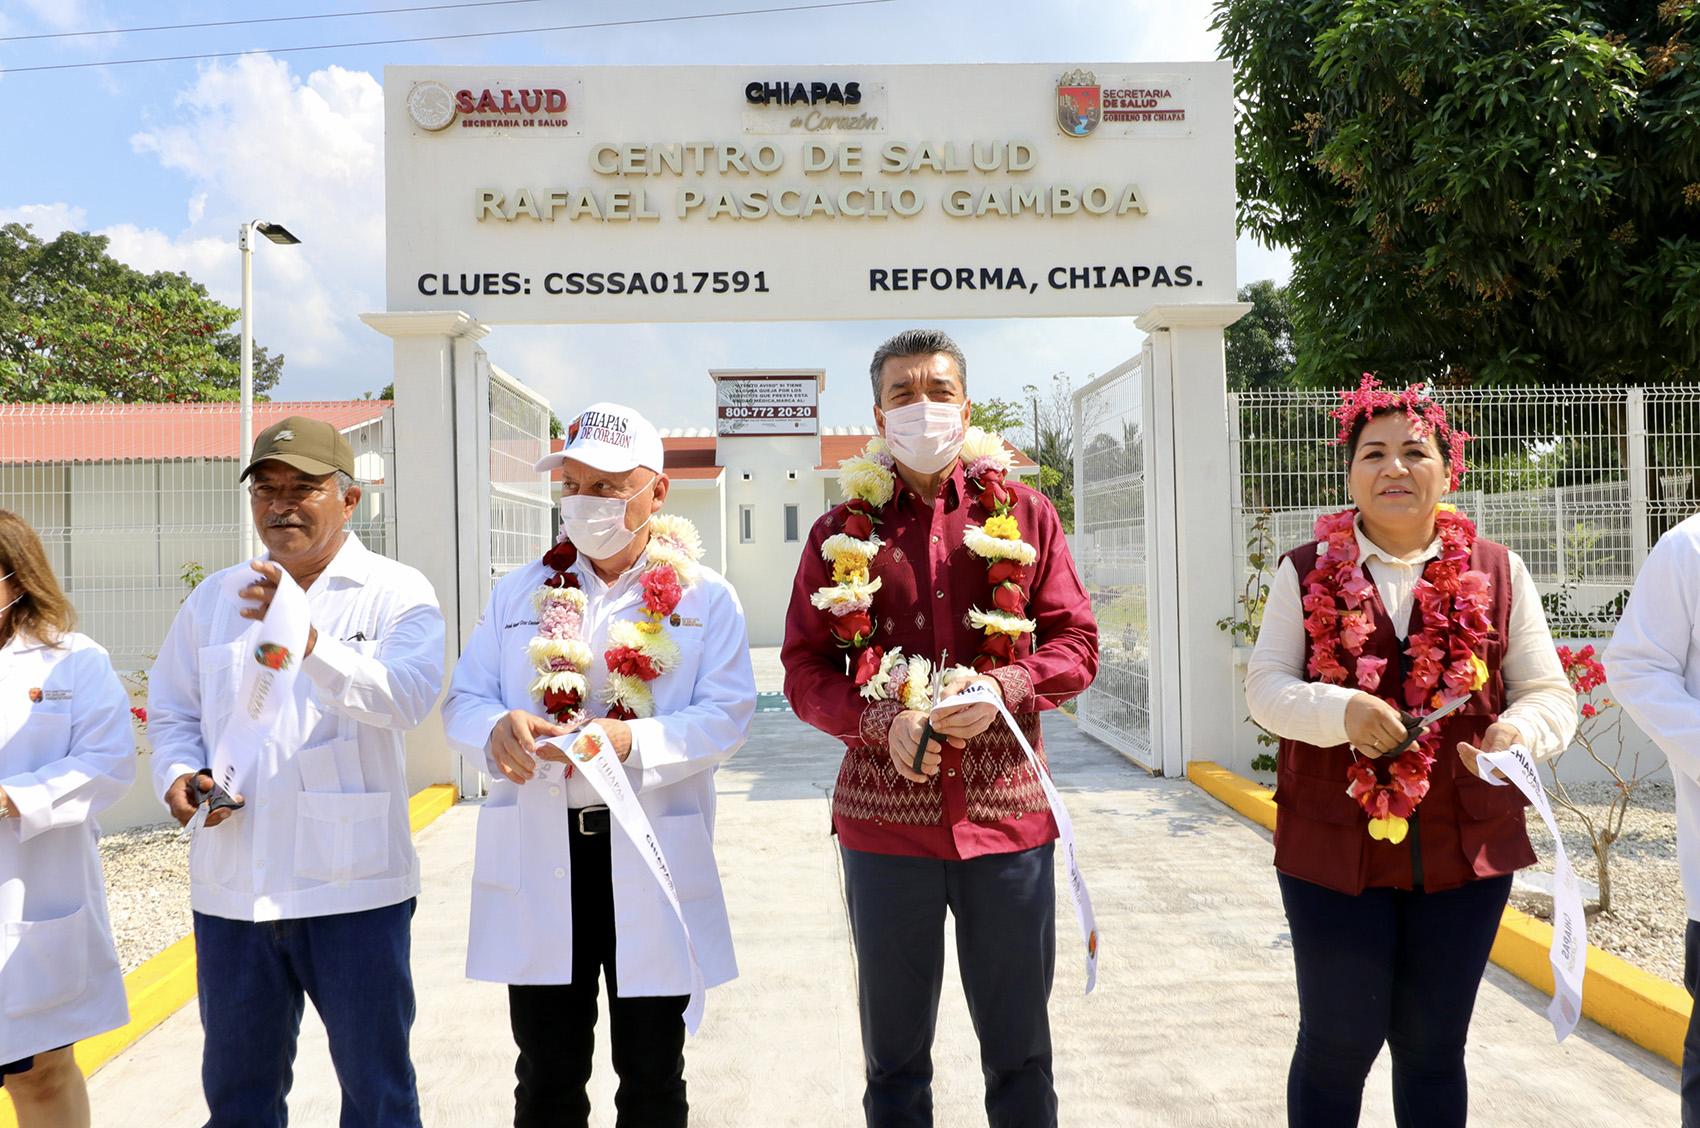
[{"left": 782, "top": 462, "right": 1099, "bottom": 859}]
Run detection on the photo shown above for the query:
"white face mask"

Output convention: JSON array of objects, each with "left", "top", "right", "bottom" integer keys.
[
  {"left": 880, "top": 400, "right": 966, "bottom": 474},
  {"left": 558, "top": 476, "right": 656, "bottom": 560}
]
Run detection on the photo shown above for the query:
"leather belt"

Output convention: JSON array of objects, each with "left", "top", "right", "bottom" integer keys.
[{"left": 572, "top": 805, "right": 611, "bottom": 836}]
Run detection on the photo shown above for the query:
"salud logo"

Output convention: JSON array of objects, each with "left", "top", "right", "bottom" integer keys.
[
  {"left": 255, "top": 643, "right": 294, "bottom": 671},
  {"left": 1056, "top": 69, "right": 1102, "bottom": 137}
]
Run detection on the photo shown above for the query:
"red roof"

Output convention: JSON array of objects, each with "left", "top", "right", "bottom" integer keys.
[
  {"left": 815, "top": 433, "right": 1038, "bottom": 474},
  {"left": 550, "top": 432, "right": 1038, "bottom": 481},
  {"left": 0, "top": 401, "right": 389, "bottom": 464},
  {"left": 547, "top": 435, "right": 724, "bottom": 481}
]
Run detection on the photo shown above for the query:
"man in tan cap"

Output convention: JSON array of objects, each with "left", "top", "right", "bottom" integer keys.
[{"left": 148, "top": 415, "right": 445, "bottom": 1127}]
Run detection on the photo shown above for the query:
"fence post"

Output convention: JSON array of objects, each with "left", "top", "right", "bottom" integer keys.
[
  {"left": 1554, "top": 477, "right": 1566, "bottom": 582},
  {"left": 1628, "top": 387, "right": 1649, "bottom": 572}
]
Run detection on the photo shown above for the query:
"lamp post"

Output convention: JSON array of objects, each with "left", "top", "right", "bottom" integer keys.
[
  {"left": 238, "top": 220, "right": 301, "bottom": 558},
  {"left": 1023, "top": 382, "right": 1042, "bottom": 499}
]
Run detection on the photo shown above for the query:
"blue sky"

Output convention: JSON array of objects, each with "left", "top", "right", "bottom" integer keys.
[{"left": 0, "top": 0, "right": 1291, "bottom": 431}]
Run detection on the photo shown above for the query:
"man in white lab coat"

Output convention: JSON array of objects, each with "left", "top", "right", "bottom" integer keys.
[
  {"left": 1604, "top": 511, "right": 1700, "bottom": 1128},
  {"left": 444, "top": 401, "right": 755, "bottom": 1128},
  {"left": 148, "top": 416, "right": 445, "bottom": 1128}
]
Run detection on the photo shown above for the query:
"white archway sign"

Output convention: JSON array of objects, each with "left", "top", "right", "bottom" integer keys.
[{"left": 363, "top": 62, "right": 1247, "bottom": 791}]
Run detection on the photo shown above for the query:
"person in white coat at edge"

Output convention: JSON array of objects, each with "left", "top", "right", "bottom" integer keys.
[
  {"left": 0, "top": 510, "right": 134, "bottom": 1128},
  {"left": 444, "top": 401, "right": 755, "bottom": 1128},
  {"left": 147, "top": 416, "right": 445, "bottom": 1128}
]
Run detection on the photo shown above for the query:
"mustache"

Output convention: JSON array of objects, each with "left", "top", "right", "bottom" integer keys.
[{"left": 264, "top": 516, "right": 307, "bottom": 528}]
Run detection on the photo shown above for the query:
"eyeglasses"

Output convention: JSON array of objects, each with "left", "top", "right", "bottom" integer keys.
[{"left": 248, "top": 482, "right": 334, "bottom": 505}]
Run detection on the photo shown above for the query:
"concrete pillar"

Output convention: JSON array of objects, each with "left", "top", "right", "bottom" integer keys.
[
  {"left": 360, "top": 310, "right": 491, "bottom": 795},
  {"left": 1135, "top": 303, "right": 1250, "bottom": 776}
]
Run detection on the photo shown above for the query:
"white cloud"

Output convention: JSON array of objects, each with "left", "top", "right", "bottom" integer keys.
[
  {"left": 0, "top": 202, "right": 89, "bottom": 233},
  {"left": 118, "top": 54, "right": 388, "bottom": 374}
]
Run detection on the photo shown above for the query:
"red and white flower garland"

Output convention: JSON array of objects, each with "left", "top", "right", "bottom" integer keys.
[
  {"left": 810, "top": 428, "right": 1037, "bottom": 708},
  {"left": 1303, "top": 507, "right": 1494, "bottom": 844},
  {"left": 528, "top": 514, "right": 704, "bottom": 746}
]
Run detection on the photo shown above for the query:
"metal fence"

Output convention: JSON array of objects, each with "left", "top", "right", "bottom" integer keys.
[
  {"left": 0, "top": 402, "right": 397, "bottom": 669},
  {"left": 1230, "top": 385, "right": 1700, "bottom": 635},
  {"left": 1071, "top": 359, "right": 1157, "bottom": 768},
  {"left": 487, "top": 365, "right": 555, "bottom": 579}
]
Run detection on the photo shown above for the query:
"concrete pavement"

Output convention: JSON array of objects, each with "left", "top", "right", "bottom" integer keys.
[{"left": 88, "top": 707, "right": 1679, "bottom": 1125}]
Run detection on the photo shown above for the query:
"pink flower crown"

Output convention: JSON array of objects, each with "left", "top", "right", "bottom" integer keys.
[{"left": 1331, "top": 372, "right": 1470, "bottom": 489}]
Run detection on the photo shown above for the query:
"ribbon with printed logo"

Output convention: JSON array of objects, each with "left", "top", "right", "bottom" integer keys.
[
  {"left": 1476, "top": 744, "right": 1585, "bottom": 1041},
  {"left": 933, "top": 684, "right": 1099, "bottom": 993},
  {"left": 539, "top": 722, "right": 707, "bottom": 1034},
  {"left": 209, "top": 566, "right": 311, "bottom": 801}
]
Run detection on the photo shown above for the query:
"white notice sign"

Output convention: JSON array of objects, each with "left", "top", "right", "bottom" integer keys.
[{"left": 715, "top": 372, "right": 819, "bottom": 436}]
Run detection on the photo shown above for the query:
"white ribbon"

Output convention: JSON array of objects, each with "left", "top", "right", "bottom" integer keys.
[
  {"left": 539, "top": 722, "right": 707, "bottom": 1035},
  {"left": 1476, "top": 744, "right": 1585, "bottom": 1041},
  {"left": 934, "top": 684, "right": 1099, "bottom": 993},
  {"left": 210, "top": 565, "right": 311, "bottom": 801}
]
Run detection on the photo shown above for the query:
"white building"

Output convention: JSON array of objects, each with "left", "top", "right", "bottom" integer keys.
[{"left": 549, "top": 370, "right": 1038, "bottom": 646}]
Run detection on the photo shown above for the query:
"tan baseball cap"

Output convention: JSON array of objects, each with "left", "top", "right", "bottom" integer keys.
[{"left": 239, "top": 416, "right": 356, "bottom": 480}]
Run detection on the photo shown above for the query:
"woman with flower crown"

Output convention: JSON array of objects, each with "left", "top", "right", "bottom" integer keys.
[
  {"left": 443, "top": 402, "right": 756, "bottom": 1128},
  {"left": 1245, "top": 376, "right": 1578, "bottom": 1128}
]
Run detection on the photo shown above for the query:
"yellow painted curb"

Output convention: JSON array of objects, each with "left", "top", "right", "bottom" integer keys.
[
  {"left": 409, "top": 782, "right": 458, "bottom": 834},
  {"left": 1188, "top": 759, "right": 1691, "bottom": 1067},
  {"left": 0, "top": 783, "right": 459, "bottom": 1125}
]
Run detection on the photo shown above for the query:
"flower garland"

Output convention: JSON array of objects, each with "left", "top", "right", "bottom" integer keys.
[
  {"left": 528, "top": 514, "right": 705, "bottom": 758},
  {"left": 811, "top": 427, "right": 1038, "bottom": 705},
  {"left": 1332, "top": 372, "right": 1471, "bottom": 489},
  {"left": 1303, "top": 506, "right": 1493, "bottom": 844}
]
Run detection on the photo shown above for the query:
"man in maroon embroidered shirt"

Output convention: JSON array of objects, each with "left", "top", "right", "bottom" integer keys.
[{"left": 782, "top": 328, "right": 1098, "bottom": 1128}]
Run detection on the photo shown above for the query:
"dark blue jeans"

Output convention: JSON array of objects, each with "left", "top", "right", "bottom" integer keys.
[
  {"left": 193, "top": 900, "right": 421, "bottom": 1128},
  {"left": 1683, "top": 919, "right": 1700, "bottom": 1127},
  {"left": 841, "top": 843, "right": 1057, "bottom": 1128},
  {"left": 1278, "top": 872, "right": 1511, "bottom": 1128}
]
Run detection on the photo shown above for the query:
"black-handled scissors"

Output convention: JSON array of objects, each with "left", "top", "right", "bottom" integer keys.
[
  {"left": 1384, "top": 693, "right": 1471, "bottom": 758},
  {"left": 911, "top": 651, "right": 948, "bottom": 776}
]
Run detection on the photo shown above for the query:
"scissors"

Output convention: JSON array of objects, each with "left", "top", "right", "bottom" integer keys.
[
  {"left": 176, "top": 775, "right": 245, "bottom": 841},
  {"left": 911, "top": 649, "right": 948, "bottom": 776},
  {"left": 1382, "top": 693, "right": 1471, "bottom": 759}
]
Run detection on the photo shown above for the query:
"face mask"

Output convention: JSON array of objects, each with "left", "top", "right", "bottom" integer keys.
[
  {"left": 0, "top": 572, "right": 17, "bottom": 617},
  {"left": 880, "top": 401, "right": 966, "bottom": 474},
  {"left": 559, "top": 477, "right": 656, "bottom": 560}
]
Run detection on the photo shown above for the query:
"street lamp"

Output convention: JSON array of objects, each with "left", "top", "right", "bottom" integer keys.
[
  {"left": 1023, "top": 383, "right": 1043, "bottom": 499},
  {"left": 239, "top": 219, "right": 301, "bottom": 557}
]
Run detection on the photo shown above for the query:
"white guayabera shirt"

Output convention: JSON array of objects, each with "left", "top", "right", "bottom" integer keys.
[
  {"left": 1604, "top": 512, "right": 1700, "bottom": 920},
  {"left": 148, "top": 534, "right": 445, "bottom": 922}
]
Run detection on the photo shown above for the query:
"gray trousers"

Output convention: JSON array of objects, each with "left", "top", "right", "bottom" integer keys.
[{"left": 841, "top": 842, "right": 1057, "bottom": 1128}]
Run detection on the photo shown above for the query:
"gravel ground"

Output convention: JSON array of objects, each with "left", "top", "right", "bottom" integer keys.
[
  {"left": 98, "top": 822, "right": 192, "bottom": 973},
  {"left": 1511, "top": 779, "right": 1686, "bottom": 985}
]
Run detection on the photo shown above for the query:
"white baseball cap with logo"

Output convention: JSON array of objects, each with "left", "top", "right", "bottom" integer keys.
[{"left": 533, "top": 401, "right": 665, "bottom": 475}]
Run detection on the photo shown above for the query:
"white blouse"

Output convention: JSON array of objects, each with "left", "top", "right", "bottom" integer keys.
[{"left": 1245, "top": 521, "right": 1578, "bottom": 759}]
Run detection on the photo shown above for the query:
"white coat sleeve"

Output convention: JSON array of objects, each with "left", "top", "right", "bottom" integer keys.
[
  {"left": 300, "top": 572, "right": 446, "bottom": 731},
  {"left": 1244, "top": 557, "right": 1358, "bottom": 746},
  {"left": 1603, "top": 526, "right": 1700, "bottom": 783},
  {"left": 3, "top": 645, "right": 137, "bottom": 841},
  {"left": 624, "top": 580, "right": 757, "bottom": 792},
  {"left": 148, "top": 588, "right": 210, "bottom": 804},
  {"left": 443, "top": 580, "right": 515, "bottom": 777},
  {"left": 1495, "top": 551, "right": 1579, "bottom": 761}
]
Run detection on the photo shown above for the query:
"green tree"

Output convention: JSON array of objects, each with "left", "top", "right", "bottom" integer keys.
[
  {"left": 969, "top": 396, "right": 1027, "bottom": 434},
  {"left": 0, "top": 223, "right": 284, "bottom": 402},
  {"left": 1225, "top": 279, "right": 1297, "bottom": 391},
  {"left": 1215, "top": 0, "right": 1700, "bottom": 386}
]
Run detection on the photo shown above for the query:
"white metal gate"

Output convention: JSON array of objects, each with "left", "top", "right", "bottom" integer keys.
[{"left": 1071, "top": 352, "right": 1163, "bottom": 771}]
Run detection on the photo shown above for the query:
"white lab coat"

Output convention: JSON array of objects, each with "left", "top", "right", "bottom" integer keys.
[
  {"left": 444, "top": 552, "right": 756, "bottom": 996},
  {"left": 147, "top": 534, "right": 446, "bottom": 922},
  {"left": 0, "top": 632, "right": 134, "bottom": 1064}
]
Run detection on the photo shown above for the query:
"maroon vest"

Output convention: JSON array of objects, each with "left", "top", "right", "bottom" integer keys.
[{"left": 1272, "top": 536, "right": 1532, "bottom": 895}]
